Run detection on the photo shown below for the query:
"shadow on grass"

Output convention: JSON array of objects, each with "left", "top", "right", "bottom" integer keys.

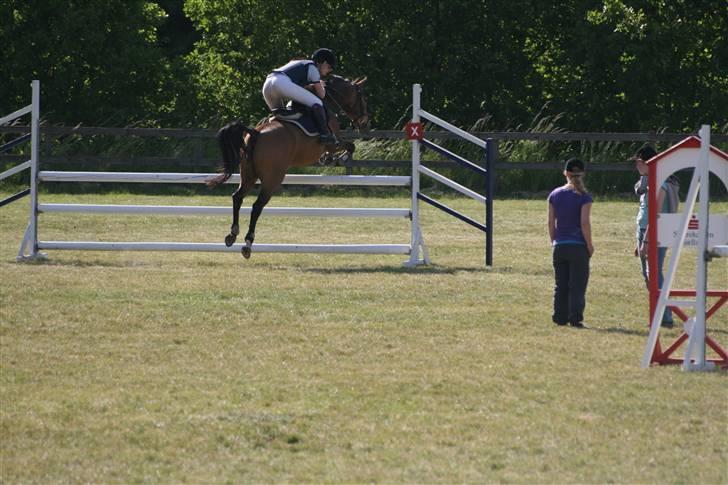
[
  {"left": 300, "top": 263, "right": 519, "bottom": 275},
  {"left": 592, "top": 325, "right": 728, "bottom": 337},
  {"left": 592, "top": 326, "right": 649, "bottom": 337},
  {"left": 13, "top": 257, "right": 564, "bottom": 278},
  {"left": 14, "top": 257, "right": 187, "bottom": 269}
]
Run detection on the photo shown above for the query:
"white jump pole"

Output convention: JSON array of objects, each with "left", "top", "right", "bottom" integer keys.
[
  {"left": 683, "top": 125, "right": 712, "bottom": 371},
  {"left": 37, "top": 172, "right": 410, "bottom": 186},
  {"left": 17, "top": 80, "right": 43, "bottom": 261},
  {"left": 36, "top": 241, "right": 411, "bottom": 254},
  {"left": 38, "top": 204, "right": 410, "bottom": 218},
  {"left": 404, "top": 83, "right": 428, "bottom": 267}
]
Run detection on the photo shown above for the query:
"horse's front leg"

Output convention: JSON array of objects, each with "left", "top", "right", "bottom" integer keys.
[
  {"left": 339, "top": 141, "right": 355, "bottom": 165},
  {"left": 224, "top": 184, "right": 245, "bottom": 247},
  {"left": 241, "top": 188, "right": 272, "bottom": 259}
]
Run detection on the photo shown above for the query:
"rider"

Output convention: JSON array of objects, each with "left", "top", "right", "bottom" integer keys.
[{"left": 262, "top": 48, "right": 337, "bottom": 144}]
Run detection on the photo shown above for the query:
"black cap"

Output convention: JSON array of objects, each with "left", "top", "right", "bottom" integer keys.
[
  {"left": 633, "top": 144, "right": 657, "bottom": 161},
  {"left": 312, "top": 48, "right": 336, "bottom": 68},
  {"left": 564, "top": 158, "right": 585, "bottom": 172}
]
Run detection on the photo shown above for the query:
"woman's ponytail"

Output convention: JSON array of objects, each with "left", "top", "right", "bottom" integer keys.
[{"left": 568, "top": 172, "right": 587, "bottom": 194}]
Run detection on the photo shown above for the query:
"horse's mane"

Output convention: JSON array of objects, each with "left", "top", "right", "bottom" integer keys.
[
  {"left": 332, "top": 74, "right": 367, "bottom": 85},
  {"left": 326, "top": 74, "right": 348, "bottom": 86}
]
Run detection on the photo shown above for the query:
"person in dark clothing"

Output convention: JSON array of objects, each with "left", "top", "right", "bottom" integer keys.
[{"left": 547, "top": 158, "right": 594, "bottom": 328}]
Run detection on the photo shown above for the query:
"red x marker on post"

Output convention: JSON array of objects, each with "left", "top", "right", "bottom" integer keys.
[{"left": 405, "top": 122, "right": 424, "bottom": 140}]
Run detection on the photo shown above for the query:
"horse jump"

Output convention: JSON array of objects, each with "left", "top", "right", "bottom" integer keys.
[
  {"left": 19, "top": 171, "right": 413, "bottom": 258},
  {"left": 14, "top": 82, "right": 495, "bottom": 267}
]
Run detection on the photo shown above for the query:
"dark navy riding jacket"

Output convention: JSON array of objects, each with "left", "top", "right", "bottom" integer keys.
[{"left": 274, "top": 60, "right": 319, "bottom": 87}]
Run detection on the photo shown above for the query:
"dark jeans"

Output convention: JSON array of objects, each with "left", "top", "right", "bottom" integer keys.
[{"left": 552, "top": 244, "right": 590, "bottom": 325}]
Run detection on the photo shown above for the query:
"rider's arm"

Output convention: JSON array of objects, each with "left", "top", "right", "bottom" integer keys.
[
  {"left": 312, "top": 81, "right": 325, "bottom": 99},
  {"left": 305, "top": 64, "right": 325, "bottom": 99}
]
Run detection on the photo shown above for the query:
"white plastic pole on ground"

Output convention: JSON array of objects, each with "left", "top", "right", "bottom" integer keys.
[{"left": 684, "top": 125, "right": 712, "bottom": 371}]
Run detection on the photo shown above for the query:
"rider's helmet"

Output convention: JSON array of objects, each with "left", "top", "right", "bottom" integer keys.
[{"left": 312, "top": 48, "right": 336, "bottom": 68}]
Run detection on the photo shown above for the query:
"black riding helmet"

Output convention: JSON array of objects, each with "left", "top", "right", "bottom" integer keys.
[{"left": 312, "top": 48, "right": 336, "bottom": 68}]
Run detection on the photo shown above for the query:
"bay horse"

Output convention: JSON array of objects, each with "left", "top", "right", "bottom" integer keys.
[{"left": 206, "top": 75, "right": 370, "bottom": 258}]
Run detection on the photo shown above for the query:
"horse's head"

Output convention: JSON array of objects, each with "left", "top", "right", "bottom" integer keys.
[{"left": 324, "top": 75, "right": 370, "bottom": 132}]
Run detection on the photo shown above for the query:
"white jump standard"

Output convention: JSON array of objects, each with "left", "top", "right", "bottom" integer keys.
[
  {"left": 14, "top": 81, "right": 495, "bottom": 266},
  {"left": 640, "top": 125, "right": 728, "bottom": 371},
  {"left": 407, "top": 84, "right": 495, "bottom": 266}
]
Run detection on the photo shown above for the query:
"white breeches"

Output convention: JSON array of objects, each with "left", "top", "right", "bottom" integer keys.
[{"left": 262, "top": 73, "right": 323, "bottom": 110}]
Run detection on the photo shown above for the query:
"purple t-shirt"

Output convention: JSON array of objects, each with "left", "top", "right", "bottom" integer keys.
[{"left": 548, "top": 186, "right": 593, "bottom": 245}]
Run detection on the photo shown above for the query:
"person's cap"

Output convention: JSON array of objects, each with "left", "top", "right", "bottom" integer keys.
[
  {"left": 312, "top": 48, "right": 336, "bottom": 68},
  {"left": 632, "top": 144, "right": 657, "bottom": 161},
  {"left": 564, "top": 158, "right": 585, "bottom": 172}
]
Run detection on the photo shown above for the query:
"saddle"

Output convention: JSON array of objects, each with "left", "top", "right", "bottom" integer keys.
[
  {"left": 269, "top": 103, "right": 347, "bottom": 166},
  {"left": 270, "top": 102, "right": 324, "bottom": 138}
]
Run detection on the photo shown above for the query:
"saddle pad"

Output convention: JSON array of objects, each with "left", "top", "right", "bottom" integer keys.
[{"left": 271, "top": 113, "right": 319, "bottom": 137}]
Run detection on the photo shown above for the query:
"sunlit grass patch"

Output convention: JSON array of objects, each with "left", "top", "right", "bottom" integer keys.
[{"left": 1, "top": 192, "right": 726, "bottom": 483}]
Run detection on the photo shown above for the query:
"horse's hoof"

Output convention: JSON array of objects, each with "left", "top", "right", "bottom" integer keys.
[
  {"left": 224, "top": 234, "right": 237, "bottom": 247},
  {"left": 241, "top": 245, "right": 251, "bottom": 259}
]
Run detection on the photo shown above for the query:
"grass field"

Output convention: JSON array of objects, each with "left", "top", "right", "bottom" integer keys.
[{"left": 1, "top": 190, "right": 726, "bottom": 483}]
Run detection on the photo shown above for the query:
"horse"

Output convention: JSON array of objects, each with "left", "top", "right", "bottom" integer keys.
[{"left": 206, "top": 75, "right": 370, "bottom": 258}]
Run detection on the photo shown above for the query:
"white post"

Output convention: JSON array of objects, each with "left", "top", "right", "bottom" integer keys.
[
  {"left": 640, "top": 166, "right": 700, "bottom": 367},
  {"left": 405, "top": 83, "right": 426, "bottom": 266},
  {"left": 17, "top": 80, "right": 44, "bottom": 260},
  {"left": 684, "top": 125, "right": 712, "bottom": 371}
]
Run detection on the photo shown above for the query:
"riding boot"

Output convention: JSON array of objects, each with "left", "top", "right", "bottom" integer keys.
[{"left": 311, "top": 104, "right": 337, "bottom": 145}]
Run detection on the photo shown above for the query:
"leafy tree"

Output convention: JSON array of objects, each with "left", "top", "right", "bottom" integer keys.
[
  {"left": 528, "top": 0, "right": 728, "bottom": 131},
  {"left": 1, "top": 0, "right": 724, "bottom": 134},
  {"left": 0, "top": 0, "right": 173, "bottom": 125}
]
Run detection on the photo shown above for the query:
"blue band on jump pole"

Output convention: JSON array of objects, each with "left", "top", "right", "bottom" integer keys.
[
  {"left": 0, "top": 133, "right": 31, "bottom": 154},
  {"left": 420, "top": 138, "right": 488, "bottom": 177},
  {"left": 417, "top": 193, "right": 487, "bottom": 232},
  {"left": 0, "top": 188, "right": 31, "bottom": 208}
]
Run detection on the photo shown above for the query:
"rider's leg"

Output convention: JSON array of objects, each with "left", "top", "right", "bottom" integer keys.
[
  {"left": 262, "top": 74, "right": 285, "bottom": 110},
  {"left": 273, "top": 77, "right": 337, "bottom": 144},
  {"left": 311, "top": 104, "right": 337, "bottom": 144}
]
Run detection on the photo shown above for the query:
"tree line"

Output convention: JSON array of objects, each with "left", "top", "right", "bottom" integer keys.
[{"left": 2, "top": 0, "right": 726, "bottom": 134}]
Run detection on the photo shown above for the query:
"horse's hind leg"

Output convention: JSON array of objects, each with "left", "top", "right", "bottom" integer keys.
[
  {"left": 225, "top": 174, "right": 256, "bottom": 247},
  {"left": 224, "top": 184, "right": 245, "bottom": 247},
  {"left": 241, "top": 188, "right": 273, "bottom": 259}
]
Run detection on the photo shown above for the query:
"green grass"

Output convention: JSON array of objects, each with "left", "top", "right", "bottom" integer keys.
[{"left": 1, "top": 191, "right": 726, "bottom": 483}]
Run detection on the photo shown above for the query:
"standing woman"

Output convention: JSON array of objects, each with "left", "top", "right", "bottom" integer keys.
[{"left": 547, "top": 158, "right": 594, "bottom": 328}]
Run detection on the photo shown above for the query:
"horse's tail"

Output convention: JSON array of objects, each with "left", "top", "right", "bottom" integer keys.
[{"left": 205, "top": 121, "right": 257, "bottom": 188}]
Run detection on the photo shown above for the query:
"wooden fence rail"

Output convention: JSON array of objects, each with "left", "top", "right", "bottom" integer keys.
[
  {"left": 2, "top": 125, "right": 727, "bottom": 142},
  {"left": 1, "top": 125, "right": 726, "bottom": 174}
]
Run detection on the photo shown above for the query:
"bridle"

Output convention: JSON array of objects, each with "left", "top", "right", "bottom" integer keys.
[{"left": 324, "top": 80, "right": 369, "bottom": 130}]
